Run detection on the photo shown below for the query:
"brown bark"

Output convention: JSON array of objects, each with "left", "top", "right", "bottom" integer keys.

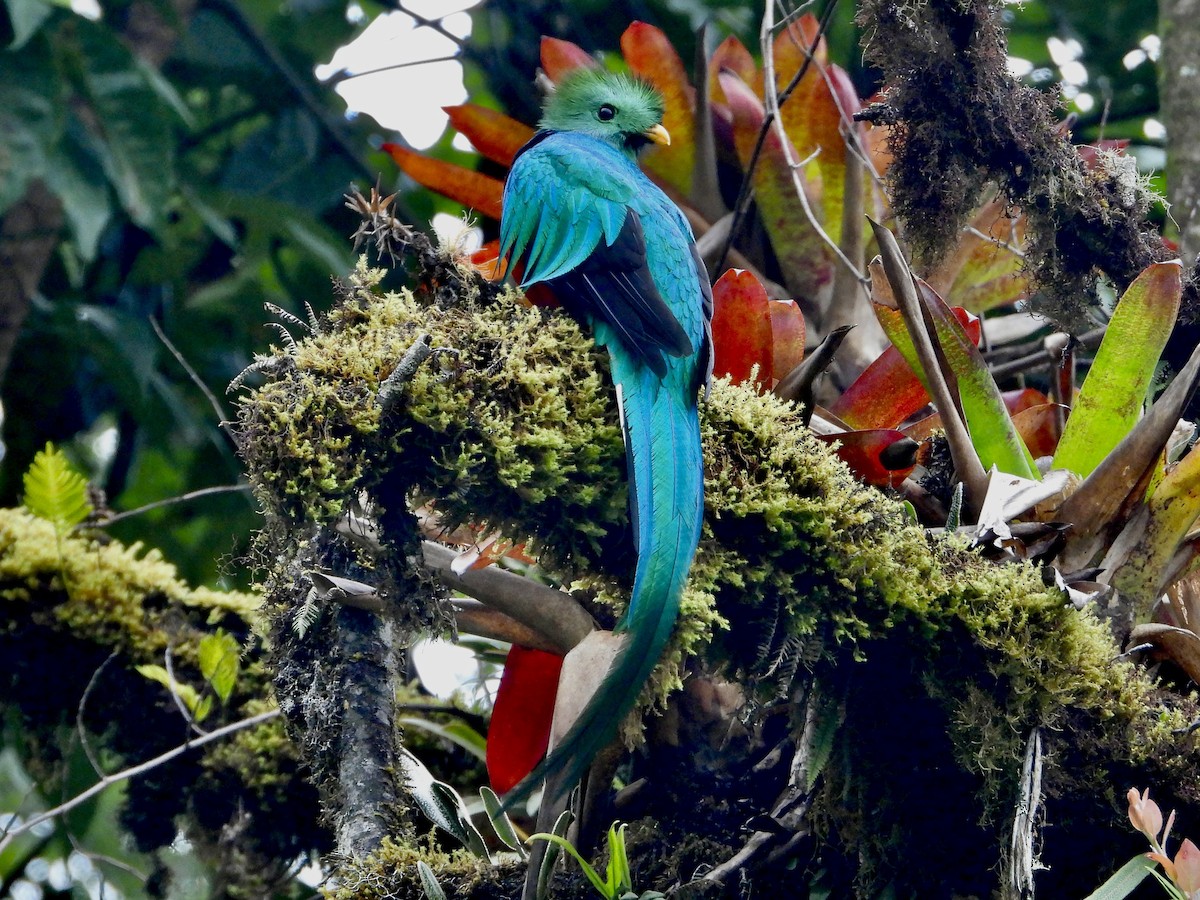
[{"left": 0, "top": 182, "right": 63, "bottom": 383}]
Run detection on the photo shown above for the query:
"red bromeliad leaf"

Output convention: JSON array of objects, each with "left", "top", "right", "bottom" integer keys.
[
  {"left": 487, "top": 645, "right": 564, "bottom": 795},
  {"left": 832, "top": 302, "right": 981, "bottom": 429},
  {"left": 1011, "top": 403, "right": 1065, "bottom": 460},
  {"left": 622, "top": 21, "right": 696, "bottom": 196},
  {"left": 444, "top": 104, "right": 535, "bottom": 167},
  {"left": 383, "top": 143, "right": 503, "bottom": 221},
  {"left": 470, "top": 239, "right": 505, "bottom": 281},
  {"left": 718, "top": 70, "right": 832, "bottom": 300},
  {"left": 541, "top": 36, "right": 596, "bottom": 81},
  {"left": 712, "top": 268, "right": 774, "bottom": 387},
  {"left": 830, "top": 345, "right": 933, "bottom": 430},
  {"left": 818, "top": 428, "right": 916, "bottom": 487},
  {"left": 770, "top": 299, "right": 806, "bottom": 380}
]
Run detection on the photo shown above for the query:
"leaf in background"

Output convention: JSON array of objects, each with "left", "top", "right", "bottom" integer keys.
[
  {"left": 718, "top": 70, "right": 831, "bottom": 299},
  {"left": 1054, "top": 261, "right": 1182, "bottom": 478},
  {"left": 198, "top": 630, "right": 240, "bottom": 704},
  {"left": 22, "top": 443, "right": 92, "bottom": 533},
  {"left": 711, "top": 268, "right": 775, "bottom": 388},
  {"left": 0, "top": 38, "right": 60, "bottom": 214},
  {"left": 6, "top": 0, "right": 57, "bottom": 50},
  {"left": 540, "top": 35, "right": 595, "bottom": 81},
  {"left": 383, "top": 142, "right": 504, "bottom": 221},
  {"left": 444, "top": 103, "right": 534, "bottom": 167},
  {"left": 135, "top": 664, "right": 210, "bottom": 722},
  {"left": 1011, "top": 403, "right": 1065, "bottom": 459},
  {"left": 621, "top": 21, "right": 695, "bottom": 195},
  {"left": 43, "top": 120, "right": 112, "bottom": 261},
  {"left": 401, "top": 716, "right": 488, "bottom": 764},
  {"left": 67, "top": 20, "right": 175, "bottom": 231},
  {"left": 774, "top": 18, "right": 859, "bottom": 245},
  {"left": 916, "top": 281, "right": 1039, "bottom": 479},
  {"left": 818, "top": 429, "right": 917, "bottom": 487},
  {"left": 707, "top": 34, "right": 757, "bottom": 99},
  {"left": 487, "top": 645, "right": 563, "bottom": 796},
  {"left": 926, "top": 200, "right": 1028, "bottom": 314}
]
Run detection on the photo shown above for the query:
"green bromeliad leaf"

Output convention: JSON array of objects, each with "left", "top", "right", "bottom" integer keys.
[{"left": 1054, "top": 261, "right": 1182, "bottom": 479}]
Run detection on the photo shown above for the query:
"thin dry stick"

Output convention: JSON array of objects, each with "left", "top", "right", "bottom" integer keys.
[
  {"left": 148, "top": 316, "right": 228, "bottom": 427},
  {"left": 761, "top": 0, "right": 868, "bottom": 290},
  {"left": 0, "top": 708, "right": 281, "bottom": 855},
  {"left": 715, "top": 0, "right": 839, "bottom": 274},
  {"left": 75, "top": 652, "right": 119, "bottom": 779},
  {"left": 99, "top": 484, "right": 252, "bottom": 527}
]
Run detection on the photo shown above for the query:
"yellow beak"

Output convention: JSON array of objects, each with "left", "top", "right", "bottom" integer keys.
[{"left": 642, "top": 123, "right": 671, "bottom": 146}]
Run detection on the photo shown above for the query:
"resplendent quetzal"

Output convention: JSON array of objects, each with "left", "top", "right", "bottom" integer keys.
[{"left": 497, "top": 67, "right": 712, "bottom": 804}]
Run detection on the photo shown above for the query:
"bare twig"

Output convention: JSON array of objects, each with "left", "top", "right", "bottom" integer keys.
[
  {"left": 149, "top": 316, "right": 229, "bottom": 428},
  {"left": 0, "top": 709, "right": 281, "bottom": 855},
  {"left": 715, "top": 0, "right": 839, "bottom": 274},
  {"left": 75, "top": 653, "right": 119, "bottom": 779},
  {"left": 97, "top": 484, "right": 252, "bottom": 527},
  {"left": 1005, "top": 728, "right": 1044, "bottom": 899}
]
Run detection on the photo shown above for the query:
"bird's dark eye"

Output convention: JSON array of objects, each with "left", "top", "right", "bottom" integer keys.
[{"left": 597, "top": 104, "right": 617, "bottom": 121}]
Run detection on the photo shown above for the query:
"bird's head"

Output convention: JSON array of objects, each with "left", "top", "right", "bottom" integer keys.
[{"left": 539, "top": 68, "right": 670, "bottom": 155}]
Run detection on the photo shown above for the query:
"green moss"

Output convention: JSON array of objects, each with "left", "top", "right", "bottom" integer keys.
[
  {"left": 0, "top": 506, "right": 259, "bottom": 654},
  {"left": 326, "top": 838, "right": 522, "bottom": 900}
]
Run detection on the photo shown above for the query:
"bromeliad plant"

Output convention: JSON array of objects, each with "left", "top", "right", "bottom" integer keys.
[{"left": 385, "top": 15, "right": 1200, "bottom": 812}]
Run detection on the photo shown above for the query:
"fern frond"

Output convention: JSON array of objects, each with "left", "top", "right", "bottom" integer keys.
[{"left": 22, "top": 443, "right": 92, "bottom": 534}]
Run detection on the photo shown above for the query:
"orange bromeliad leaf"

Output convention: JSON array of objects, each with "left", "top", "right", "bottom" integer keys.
[
  {"left": 926, "top": 200, "right": 1028, "bottom": 314},
  {"left": 444, "top": 104, "right": 535, "bottom": 167},
  {"left": 487, "top": 645, "right": 564, "bottom": 795},
  {"left": 712, "top": 268, "right": 775, "bottom": 388},
  {"left": 470, "top": 239, "right": 505, "bottom": 281},
  {"left": 718, "top": 70, "right": 832, "bottom": 300},
  {"left": 621, "top": 21, "right": 695, "bottom": 195},
  {"left": 1011, "top": 403, "right": 1065, "bottom": 459},
  {"left": 541, "top": 36, "right": 596, "bottom": 81},
  {"left": 818, "top": 428, "right": 917, "bottom": 488},
  {"left": 383, "top": 142, "right": 503, "bottom": 221}
]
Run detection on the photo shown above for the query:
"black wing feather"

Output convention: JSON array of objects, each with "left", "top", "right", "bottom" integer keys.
[{"left": 548, "top": 208, "right": 692, "bottom": 377}]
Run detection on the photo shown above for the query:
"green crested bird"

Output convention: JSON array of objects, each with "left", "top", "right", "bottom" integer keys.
[{"left": 498, "top": 67, "right": 712, "bottom": 805}]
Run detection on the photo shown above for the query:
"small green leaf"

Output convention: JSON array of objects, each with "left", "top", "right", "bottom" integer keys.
[
  {"left": 605, "top": 824, "right": 632, "bottom": 896},
  {"left": 1055, "top": 262, "right": 1183, "bottom": 478},
  {"left": 480, "top": 786, "right": 527, "bottom": 858},
  {"left": 945, "top": 482, "right": 964, "bottom": 531},
  {"left": 537, "top": 810, "right": 575, "bottom": 900},
  {"left": 135, "top": 664, "right": 208, "bottom": 722},
  {"left": 23, "top": 443, "right": 92, "bottom": 533},
  {"left": 198, "top": 630, "right": 240, "bottom": 703},
  {"left": 399, "top": 749, "right": 490, "bottom": 859},
  {"left": 416, "top": 861, "right": 448, "bottom": 900},
  {"left": 528, "top": 832, "right": 608, "bottom": 897},
  {"left": 1082, "top": 854, "right": 1157, "bottom": 900}
]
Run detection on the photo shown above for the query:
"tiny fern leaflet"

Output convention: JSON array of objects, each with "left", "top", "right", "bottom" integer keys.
[{"left": 23, "top": 443, "right": 92, "bottom": 534}]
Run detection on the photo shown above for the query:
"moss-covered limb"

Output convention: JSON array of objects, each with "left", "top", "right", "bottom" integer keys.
[
  {"left": 856, "top": 0, "right": 1171, "bottom": 329},
  {"left": 0, "top": 507, "right": 325, "bottom": 895},
  {"left": 232, "top": 264, "right": 1200, "bottom": 894}
]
